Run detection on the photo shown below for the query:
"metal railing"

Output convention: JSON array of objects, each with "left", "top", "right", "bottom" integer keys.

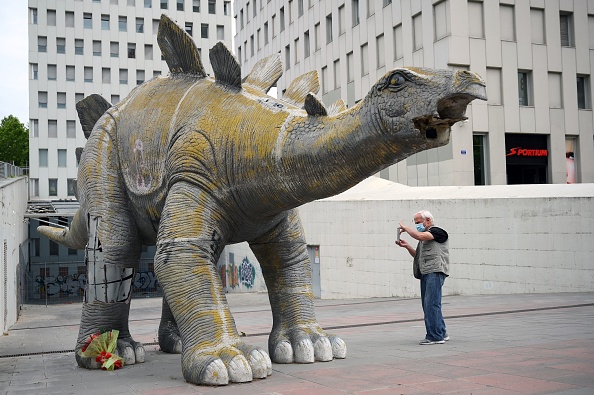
[
  {"left": 0, "top": 161, "right": 28, "bottom": 178},
  {"left": 24, "top": 259, "right": 162, "bottom": 305}
]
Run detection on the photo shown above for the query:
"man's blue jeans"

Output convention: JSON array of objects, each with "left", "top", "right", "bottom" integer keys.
[{"left": 420, "top": 272, "right": 447, "bottom": 341}]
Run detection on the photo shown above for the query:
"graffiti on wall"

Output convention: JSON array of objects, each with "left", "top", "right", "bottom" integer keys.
[
  {"left": 220, "top": 256, "right": 256, "bottom": 289},
  {"left": 33, "top": 271, "right": 159, "bottom": 297}
]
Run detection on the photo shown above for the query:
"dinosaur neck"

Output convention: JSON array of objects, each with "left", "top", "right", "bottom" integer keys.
[{"left": 278, "top": 101, "right": 406, "bottom": 206}]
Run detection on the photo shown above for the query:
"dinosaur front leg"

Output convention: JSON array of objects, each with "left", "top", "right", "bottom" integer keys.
[
  {"left": 155, "top": 182, "right": 271, "bottom": 385},
  {"left": 249, "top": 209, "right": 347, "bottom": 364}
]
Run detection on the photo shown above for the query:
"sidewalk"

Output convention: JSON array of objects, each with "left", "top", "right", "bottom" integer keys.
[{"left": 1, "top": 292, "right": 594, "bottom": 394}]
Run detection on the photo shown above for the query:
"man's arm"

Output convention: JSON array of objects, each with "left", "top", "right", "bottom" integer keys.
[
  {"left": 395, "top": 239, "right": 417, "bottom": 257},
  {"left": 399, "top": 222, "right": 435, "bottom": 241}
]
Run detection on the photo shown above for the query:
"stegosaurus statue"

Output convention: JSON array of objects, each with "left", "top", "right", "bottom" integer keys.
[{"left": 39, "top": 14, "right": 486, "bottom": 386}]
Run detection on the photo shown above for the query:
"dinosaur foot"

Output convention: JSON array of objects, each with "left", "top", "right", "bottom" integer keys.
[
  {"left": 75, "top": 337, "right": 145, "bottom": 369},
  {"left": 181, "top": 342, "right": 272, "bottom": 385},
  {"left": 158, "top": 321, "right": 182, "bottom": 354},
  {"left": 269, "top": 327, "right": 347, "bottom": 363}
]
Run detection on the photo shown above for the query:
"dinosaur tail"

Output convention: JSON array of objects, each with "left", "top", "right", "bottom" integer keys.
[{"left": 38, "top": 209, "right": 88, "bottom": 250}]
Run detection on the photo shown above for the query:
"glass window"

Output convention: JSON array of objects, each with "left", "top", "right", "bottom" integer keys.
[
  {"left": 57, "top": 92, "right": 66, "bottom": 108},
  {"left": 161, "top": 0, "right": 168, "bottom": 9},
  {"left": 48, "top": 64, "right": 57, "bottom": 80},
  {"left": 333, "top": 59, "right": 340, "bottom": 89},
  {"left": 50, "top": 239, "right": 59, "bottom": 255},
  {"left": 548, "top": 72, "right": 562, "bottom": 108},
  {"left": 66, "top": 11, "right": 75, "bottom": 27},
  {"left": 338, "top": 5, "right": 345, "bottom": 35},
  {"left": 47, "top": 9, "right": 56, "bottom": 26},
  {"left": 280, "top": 7, "right": 285, "bottom": 31},
  {"left": 128, "top": 43, "right": 136, "bottom": 58},
  {"left": 84, "top": 66, "right": 93, "bottom": 82},
  {"left": 58, "top": 149, "right": 67, "bottom": 167},
  {"left": 530, "top": 8, "right": 545, "bottom": 44},
  {"left": 177, "top": 0, "right": 184, "bottom": 11},
  {"left": 84, "top": 13, "right": 92, "bottom": 29},
  {"left": 145, "top": 44, "right": 153, "bottom": 60},
  {"left": 39, "top": 149, "right": 48, "bottom": 167},
  {"left": 57, "top": 38, "right": 66, "bottom": 54},
  {"left": 376, "top": 34, "right": 384, "bottom": 69},
  {"left": 326, "top": 14, "right": 333, "bottom": 44},
  {"left": 577, "top": 75, "right": 591, "bottom": 109},
  {"left": 224, "top": 1, "right": 230, "bottom": 15},
  {"left": 101, "top": 14, "right": 110, "bottom": 30},
  {"left": 193, "top": 0, "right": 200, "bottom": 12},
  {"left": 31, "top": 119, "right": 39, "bottom": 138},
  {"left": 347, "top": 51, "right": 354, "bottom": 82},
  {"left": 217, "top": 25, "right": 224, "bottom": 40},
  {"left": 145, "top": 0, "right": 152, "bottom": 8},
  {"left": 75, "top": 39, "right": 84, "bottom": 55},
  {"left": 560, "top": 13, "right": 574, "bottom": 47},
  {"left": 48, "top": 120, "right": 57, "bottom": 137},
  {"left": 119, "top": 69, "right": 128, "bottom": 84},
  {"left": 486, "top": 67, "right": 502, "bottom": 105},
  {"left": 119, "top": 16, "right": 127, "bottom": 31},
  {"left": 304, "top": 30, "right": 310, "bottom": 58},
  {"left": 361, "top": 43, "right": 368, "bottom": 76},
  {"left": 473, "top": 134, "right": 488, "bottom": 185},
  {"left": 136, "top": 18, "right": 144, "bottom": 32},
  {"left": 393, "top": 24, "right": 403, "bottom": 60},
  {"left": 185, "top": 22, "right": 193, "bottom": 36},
  {"left": 352, "top": 0, "right": 359, "bottom": 26},
  {"left": 137, "top": 69, "right": 145, "bottom": 85},
  {"left": 30, "top": 8, "right": 38, "bottom": 24},
  {"left": 467, "top": 1, "right": 482, "bottom": 39},
  {"left": 110, "top": 41, "right": 119, "bottom": 57},
  {"left": 413, "top": 13, "right": 423, "bottom": 50},
  {"left": 38, "top": 91, "right": 48, "bottom": 108},
  {"left": 93, "top": 40, "right": 101, "bottom": 56},
  {"left": 285, "top": 45, "right": 290, "bottom": 70},
  {"left": 102, "top": 67, "right": 111, "bottom": 83},
  {"left": 518, "top": 71, "right": 533, "bottom": 106},
  {"left": 264, "top": 22, "right": 268, "bottom": 44},
  {"left": 38, "top": 36, "right": 47, "bottom": 52},
  {"left": 500, "top": 4, "right": 515, "bottom": 41},
  {"left": 67, "top": 179, "right": 77, "bottom": 196},
  {"left": 67, "top": 120, "right": 76, "bottom": 138},
  {"left": 201, "top": 24, "right": 208, "bottom": 38},
  {"left": 367, "top": 0, "right": 374, "bottom": 17}
]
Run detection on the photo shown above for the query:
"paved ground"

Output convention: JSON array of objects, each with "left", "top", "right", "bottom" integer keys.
[{"left": 1, "top": 292, "right": 594, "bottom": 394}]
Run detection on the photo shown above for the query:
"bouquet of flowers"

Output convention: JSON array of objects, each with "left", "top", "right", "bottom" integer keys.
[{"left": 78, "top": 329, "right": 124, "bottom": 371}]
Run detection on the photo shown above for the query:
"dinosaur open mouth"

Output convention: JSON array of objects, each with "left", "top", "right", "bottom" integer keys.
[{"left": 413, "top": 92, "right": 481, "bottom": 140}]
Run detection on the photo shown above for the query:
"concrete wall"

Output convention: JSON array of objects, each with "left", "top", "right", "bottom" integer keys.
[
  {"left": 0, "top": 177, "right": 29, "bottom": 332},
  {"left": 298, "top": 177, "right": 594, "bottom": 299}
]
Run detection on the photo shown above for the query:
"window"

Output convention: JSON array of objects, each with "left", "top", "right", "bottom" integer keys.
[
  {"left": 75, "top": 39, "right": 84, "bottom": 55},
  {"left": 58, "top": 149, "right": 67, "bottom": 167},
  {"left": 321, "top": 66, "right": 328, "bottom": 93},
  {"left": 201, "top": 24, "right": 208, "bottom": 38},
  {"left": 367, "top": 0, "right": 374, "bottom": 17},
  {"left": 376, "top": 34, "right": 384, "bottom": 69},
  {"left": 128, "top": 43, "right": 136, "bottom": 58},
  {"left": 47, "top": 9, "right": 56, "bottom": 26},
  {"left": 486, "top": 68, "right": 502, "bottom": 105},
  {"left": 67, "top": 179, "right": 76, "bottom": 196},
  {"left": 84, "top": 13, "right": 92, "bottom": 29},
  {"left": 383, "top": 0, "right": 391, "bottom": 6},
  {"left": 145, "top": 44, "right": 153, "bottom": 60},
  {"left": 119, "top": 69, "right": 128, "bottom": 84},
  {"left": 38, "top": 91, "right": 48, "bottom": 108},
  {"left": 48, "top": 182, "right": 60, "bottom": 200},
  {"left": 153, "top": 19, "right": 159, "bottom": 34},
  {"left": 48, "top": 120, "right": 57, "bottom": 137},
  {"left": 548, "top": 72, "right": 562, "bottom": 108},
  {"left": 67, "top": 120, "right": 76, "bottom": 138},
  {"left": 102, "top": 67, "right": 111, "bottom": 83},
  {"left": 185, "top": 22, "right": 193, "bottom": 36},
  {"left": 326, "top": 14, "right": 333, "bottom": 43},
  {"left": 257, "top": 28, "right": 261, "bottom": 51},
  {"left": 246, "top": 2, "right": 250, "bottom": 22},
  {"left": 288, "top": 0, "right": 292, "bottom": 24},
  {"left": 361, "top": 43, "right": 369, "bottom": 76},
  {"left": 217, "top": 25, "right": 224, "bottom": 40},
  {"left": 467, "top": 1, "right": 483, "bottom": 39},
  {"left": 251, "top": 35, "right": 255, "bottom": 56},
  {"left": 111, "top": 94, "right": 120, "bottom": 104},
  {"left": 241, "top": 10, "right": 245, "bottom": 29},
  {"left": 75, "top": 93, "right": 83, "bottom": 104},
  {"left": 347, "top": 51, "right": 354, "bottom": 82},
  {"left": 393, "top": 24, "right": 403, "bottom": 60},
  {"left": 577, "top": 75, "right": 591, "bottom": 109},
  {"left": 271, "top": 14, "right": 276, "bottom": 37},
  {"left": 110, "top": 42, "right": 119, "bottom": 57},
  {"left": 66, "top": 65, "right": 75, "bottom": 81},
  {"left": 30, "top": 8, "right": 38, "bottom": 24},
  {"left": 65, "top": 11, "right": 75, "bottom": 27},
  {"left": 136, "top": 18, "right": 144, "bottom": 32},
  {"left": 84, "top": 66, "right": 93, "bottom": 82},
  {"left": 193, "top": 0, "right": 200, "bottom": 12},
  {"left": 314, "top": 23, "right": 320, "bottom": 50},
  {"left": 56, "top": 38, "right": 66, "bottom": 54},
  {"left": 518, "top": 71, "right": 533, "bottom": 106},
  {"left": 57, "top": 92, "right": 66, "bottom": 109},
  {"left": 237, "top": 47, "right": 242, "bottom": 63},
  {"left": 93, "top": 40, "right": 101, "bottom": 56},
  {"left": 38, "top": 36, "right": 47, "bottom": 52},
  {"left": 209, "top": 0, "right": 216, "bottom": 14},
  {"left": 177, "top": 0, "right": 184, "bottom": 11},
  {"left": 30, "top": 63, "right": 38, "bottom": 80},
  {"left": 530, "top": 8, "right": 545, "bottom": 44},
  {"left": 264, "top": 22, "right": 269, "bottom": 44},
  {"left": 352, "top": 0, "right": 359, "bottom": 26},
  {"left": 39, "top": 149, "right": 48, "bottom": 167},
  {"left": 294, "top": 37, "right": 300, "bottom": 64},
  {"left": 119, "top": 16, "right": 127, "bottom": 31},
  {"left": 49, "top": 240, "right": 59, "bottom": 254},
  {"left": 339, "top": 5, "right": 345, "bottom": 35},
  {"left": 333, "top": 59, "right": 340, "bottom": 89},
  {"left": 285, "top": 45, "right": 290, "bottom": 70},
  {"left": 161, "top": 0, "right": 168, "bottom": 9},
  {"left": 101, "top": 14, "right": 110, "bottom": 30},
  {"left": 413, "top": 13, "right": 423, "bottom": 50},
  {"left": 304, "top": 30, "right": 310, "bottom": 58},
  {"left": 560, "top": 13, "right": 574, "bottom": 47},
  {"left": 224, "top": 1, "right": 230, "bottom": 15},
  {"left": 253, "top": 0, "right": 257, "bottom": 17},
  {"left": 500, "top": 4, "right": 515, "bottom": 41},
  {"left": 48, "top": 64, "right": 57, "bottom": 80},
  {"left": 137, "top": 70, "right": 145, "bottom": 85},
  {"left": 280, "top": 7, "right": 285, "bottom": 31},
  {"left": 434, "top": 1, "right": 451, "bottom": 40},
  {"left": 298, "top": 0, "right": 303, "bottom": 17},
  {"left": 473, "top": 134, "right": 488, "bottom": 185},
  {"left": 145, "top": 0, "right": 152, "bottom": 7},
  {"left": 31, "top": 119, "right": 39, "bottom": 137}
]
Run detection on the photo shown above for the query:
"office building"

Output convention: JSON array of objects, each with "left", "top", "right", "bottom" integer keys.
[
  {"left": 234, "top": 0, "right": 594, "bottom": 185},
  {"left": 28, "top": 0, "right": 233, "bottom": 199}
]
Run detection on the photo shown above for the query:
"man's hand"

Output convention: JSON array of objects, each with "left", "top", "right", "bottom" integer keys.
[{"left": 395, "top": 237, "right": 416, "bottom": 258}]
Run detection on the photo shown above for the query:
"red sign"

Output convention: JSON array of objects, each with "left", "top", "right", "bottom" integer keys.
[{"left": 506, "top": 147, "right": 548, "bottom": 157}]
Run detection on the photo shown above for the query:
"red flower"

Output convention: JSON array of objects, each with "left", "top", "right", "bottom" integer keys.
[{"left": 113, "top": 359, "right": 123, "bottom": 369}]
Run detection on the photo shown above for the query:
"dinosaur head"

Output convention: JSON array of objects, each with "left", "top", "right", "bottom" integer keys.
[{"left": 369, "top": 67, "right": 487, "bottom": 149}]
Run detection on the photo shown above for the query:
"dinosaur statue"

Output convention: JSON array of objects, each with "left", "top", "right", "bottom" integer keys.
[{"left": 38, "top": 14, "right": 486, "bottom": 386}]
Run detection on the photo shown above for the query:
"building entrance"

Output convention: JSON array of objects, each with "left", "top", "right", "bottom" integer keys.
[{"left": 505, "top": 134, "right": 549, "bottom": 185}]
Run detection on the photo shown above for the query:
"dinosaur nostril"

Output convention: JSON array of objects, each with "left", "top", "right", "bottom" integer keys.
[{"left": 426, "top": 127, "right": 438, "bottom": 139}]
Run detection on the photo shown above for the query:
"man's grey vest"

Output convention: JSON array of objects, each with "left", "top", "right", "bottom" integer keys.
[{"left": 413, "top": 226, "right": 449, "bottom": 276}]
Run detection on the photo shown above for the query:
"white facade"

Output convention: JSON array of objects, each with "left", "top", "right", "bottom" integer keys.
[
  {"left": 28, "top": 0, "right": 233, "bottom": 199},
  {"left": 298, "top": 177, "right": 594, "bottom": 298},
  {"left": 234, "top": 0, "right": 594, "bottom": 186}
]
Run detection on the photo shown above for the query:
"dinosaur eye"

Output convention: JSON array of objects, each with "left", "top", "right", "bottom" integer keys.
[{"left": 389, "top": 73, "right": 406, "bottom": 87}]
